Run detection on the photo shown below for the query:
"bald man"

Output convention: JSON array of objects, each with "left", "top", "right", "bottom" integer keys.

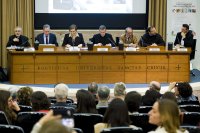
[
  {"left": 149, "top": 81, "right": 161, "bottom": 92},
  {"left": 120, "top": 27, "right": 138, "bottom": 47},
  {"left": 6, "top": 26, "right": 30, "bottom": 47}
]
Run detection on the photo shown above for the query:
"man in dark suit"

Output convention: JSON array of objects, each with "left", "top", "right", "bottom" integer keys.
[
  {"left": 62, "top": 24, "right": 85, "bottom": 47},
  {"left": 92, "top": 25, "right": 116, "bottom": 47},
  {"left": 174, "top": 24, "right": 194, "bottom": 48},
  {"left": 139, "top": 26, "right": 165, "bottom": 47},
  {"left": 35, "top": 24, "right": 58, "bottom": 46},
  {"left": 6, "top": 26, "right": 30, "bottom": 47}
]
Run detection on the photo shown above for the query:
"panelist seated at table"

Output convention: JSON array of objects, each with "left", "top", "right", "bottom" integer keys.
[
  {"left": 139, "top": 26, "right": 165, "bottom": 47},
  {"left": 35, "top": 24, "right": 58, "bottom": 46},
  {"left": 174, "top": 24, "right": 194, "bottom": 48},
  {"left": 62, "top": 24, "right": 85, "bottom": 48},
  {"left": 120, "top": 27, "right": 138, "bottom": 47},
  {"left": 91, "top": 25, "right": 116, "bottom": 47},
  {"left": 6, "top": 26, "right": 30, "bottom": 47}
]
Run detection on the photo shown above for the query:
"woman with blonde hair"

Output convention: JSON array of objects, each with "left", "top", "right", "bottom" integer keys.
[{"left": 148, "top": 99, "right": 188, "bottom": 133}]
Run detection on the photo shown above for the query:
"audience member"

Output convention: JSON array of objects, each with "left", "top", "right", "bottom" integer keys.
[
  {"left": 114, "top": 82, "right": 126, "bottom": 100},
  {"left": 17, "top": 86, "right": 33, "bottom": 106},
  {"left": 161, "top": 91, "right": 177, "bottom": 103},
  {"left": 35, "top": 24, "right": 58, "bottom": 46},
  {"left": 31, "top": 91, "right": 50, "bottom": 112},
  {"left": 149, "top": 81, "right": 161, "bottom": 92},
  {"left": 124, "top": 91, "right": 142, "bottom": 114},
  {"left": 142, "top": 89, "right": 161, "bottom": 106},
  {"left": 168, "top": 82, "right": 198, "bottom": 103},
  {"left": 6, "top": 26, "right": 30, "bottom": 47},
  {"left": 174, "top": 24, "right": 194, "bottom": 48},
  {"left": 92, "top": 25, "right": 115, "bottom": 47},
  {"left": 62, "top": 24, "right": 85, "bottom": 47},
  {"left": 0, "top": 90, "right": 20, "bottom": 124},
  {"left": 94, "top": 98, "right": 139, "bottom": 133},
  {"left": 120, "top": 27, "right": 138, "bottom": 47},
  {"left": 148, "top": 99, "right": 188, "bottom": 133},
  {"left": 139, "top": 26, "right": 165, "bottom": 47},
  {"left": 88, "top": 82, "right": 98, "bottom": 101},
  {"left": 96, "top": 86, "right": 110, "bottom": 107},
  {"left": 76, "top": 89, "right": 98, "bottom": 113},
  {"left": 8, "top": 85, "right": 19, "bottom": 101}
]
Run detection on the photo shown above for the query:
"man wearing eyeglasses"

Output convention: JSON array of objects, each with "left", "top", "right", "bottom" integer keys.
[
  {"left": 6, "top": 26, "right": 30, "bottom": 47},
  {"left": 120, "top": 27, "right": 138, "bottom": 47}
]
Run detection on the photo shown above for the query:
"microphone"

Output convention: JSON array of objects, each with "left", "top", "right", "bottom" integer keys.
[
  {"left": 140, "top": 36, "right": 144, "bottom": 47},
  {"left": 107, "top": 38, "right": 116, "bottom": 47}
]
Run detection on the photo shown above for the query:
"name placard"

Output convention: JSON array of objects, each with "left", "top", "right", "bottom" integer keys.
[
  {"left": 125, "top": 47, "right": 137, "bottom": 51},
  {"left": 97, "top": 48, "right": 108, "bottom": 51},
  {"left": 69, "top": 47, "right": 80, "bottom": 51},
  {"left": 149, "top": 48, "right": 160, "bottom": 51},
  {"left": 177, "top": 48, "right": 188, "bottom": 52},
  {"left": 43, "top": 48, "right": 55, "bottom": 52}
]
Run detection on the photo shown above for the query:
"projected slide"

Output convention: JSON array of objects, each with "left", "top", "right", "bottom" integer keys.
[{"left": 35, "top": 0, "right": 146, "bottom": 14}]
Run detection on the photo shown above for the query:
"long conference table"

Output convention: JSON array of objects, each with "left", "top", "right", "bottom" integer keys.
[{"left": 7, "top": 47, "right": 191, "bottom": 84}]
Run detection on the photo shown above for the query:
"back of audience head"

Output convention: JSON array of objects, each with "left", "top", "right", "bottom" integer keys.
[
  {"left": 54, "top": 83, "right": 69, "bottom": 102},
  {"left": 162, "top": 91, "right": 177, "bottom": 103},
  {"left": 142, "top": 89, "right": 161, "bottom": 106},
  {"left": 0, "top": 90, "right": 17, "bottom": 124},
  {"left": 38, "top": 120, "right": 73, "bottom": 133},
  {"left": 76, "top": 89, "right": 97, "bottom": 113},
  {"left": 88, "top": 82, "right": 98, "bottom": 95},
  {"left": 31, "top": 91, "right": 50, "bottom": 111},
  {"left": 8, "top": 85, "right": 19, "bottom": 101},
  {"left": 17, "top": 86, "right": 33, "bottom": 106},
  {"left": 148, "top": 99, "right": 185, "bottom": 133},
  {"left": 103, "top": 98, "right": 130, "bottom": 127},
  {"left": 124, "top": 91, "right": 142, "bottom": 113},
  {"left": 114, "top": 82, "right": 126, "bottom": 99},
  {"left": 175, "top": 82, "right": 193, "bottom": 98},
  {"left": 97, "top": 86, "right": 110, "bottom": 101},
  {"left": 149, "top": 81, "right": 161, "bottom": 92}
]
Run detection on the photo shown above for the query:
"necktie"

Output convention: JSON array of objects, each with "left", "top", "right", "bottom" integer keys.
[{"left": 46, "top": 36, "right": 49, "bottom": 44}]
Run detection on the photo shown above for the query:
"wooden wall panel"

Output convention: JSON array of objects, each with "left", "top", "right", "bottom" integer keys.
[
  {"left": 12, "top": 73, "right": 34, "bottom": 84},
  {"left": 125, "top": 72, "right": 146, "bottom": 83},
  {"left": 103, "top": 72, "right": 124, "bottom": 83},
  {"left": 58, "top": 72, "right": 79, "bottom": 84},
  {"left": 147, "top": 72, "right": 168, "bottom": 83},
  {"left": 125, "top": 55, "right": 146, "bottom": 64},
  {"left": 35, "top": 73, "right": 57, "bottom": 84}
]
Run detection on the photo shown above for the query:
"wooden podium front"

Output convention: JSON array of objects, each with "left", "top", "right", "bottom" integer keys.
[{"left": 7, "top": 47, "right": 190, "bottom": 84}]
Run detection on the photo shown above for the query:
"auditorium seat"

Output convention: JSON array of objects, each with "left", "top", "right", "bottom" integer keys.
[
  {"left": 129, "top": 113, "right": 157, "bottom": 133},
  {"left": 48, "top": 97, "right": 74, "bottom": 104},
  {"left": 16, "top": 112, "right": 46, "bottom": 133},
  {"left": 73, "top": 113, "right": 103, "bottom": 133},
  {"left": 100, "top": 127, "right": 143, "bottom": 133},
  {"left": 0, "top": 111, "right": 9, "bottom": 125},
  {"left": 49, "top": 106, "right": 75, "bottom": 117},
  {"left": 138, "top": 106, "right": 152, "bottom": 113},
  {"left": 97, "top": 106, "right": 108, "bottom": 116},
  {"left": 178, "top": 100, "right": 200, "bottom": 105},
  {"left": 0, "top": 124, "right": 24, "bottom": 133},
  {"left": 73, "top": 128, "right": 83, "bottom": 133},
  {"left": 181, "top": 126, "right": 200, "bottom": 133},
  {"left": 18, "top": 105, "right": 32, "bottom": 112},
  {"left": 182, "top": 112, "right": 200, "bottom": 126},
  {"left": 179, "top": 105, "right": 200, "bottom": 112}
]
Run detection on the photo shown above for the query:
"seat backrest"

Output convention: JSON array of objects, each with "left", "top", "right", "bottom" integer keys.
[
  {"left": 178, "top": 100, "right": 200, "bottom": 105},
  {"left": 0, "top": 111, "right": 9, "bottom": 125},
  {"left": 138, "top": 106, "right": 152, "bottom": 113},
  {"left": 18, "top": 105, "right": 32, "bottom": 112},
  {"left": 100, "top": 127, "right": 143, "bottom": 133},
  {"left": 73, "top": 113, "right": 103, "bottom": 133},
  {"left": 182, "top": 112, "right": 200, "bottom": 126},
  {"left": 181, "top": 126, "right": 200, "bottom": 133},
  {"left": 0, "top": 124, "right": 24, "bottom": 133},
  {"left": 16, "top": 112, "right": 46, "bottom": 133},
  {"left": 129, "top": 113, "right": 157, "bottom": 133},
  {"left": 97, "top": 106, "right": 108, "bottom": 116},
  {"left": 179, "top": 105, "right": 200, "bottom": 112},
  {"left": 49, "top": 106, "right": 75, "bottom": 117},
  {"left": 73, "top": 128, "right": 83, "bottom": 133}
]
